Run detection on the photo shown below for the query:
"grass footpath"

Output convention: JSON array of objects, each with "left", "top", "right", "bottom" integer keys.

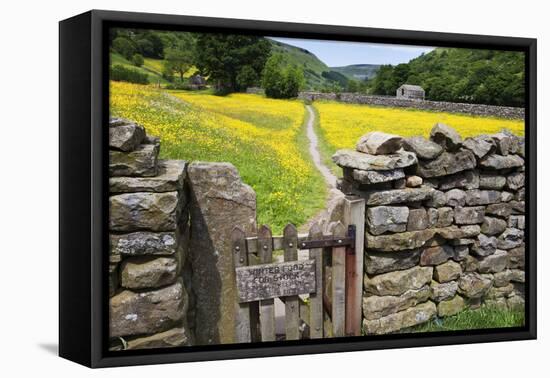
[
  {"left": 404, "top": 306, "right": 525, "bottom": 333},
  {"left": 110, "top": 82, "right": 326, "bottom": 233}
]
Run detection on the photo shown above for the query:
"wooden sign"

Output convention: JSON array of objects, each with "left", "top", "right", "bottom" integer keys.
[{"left": 235, "top": 260, "right": 316, "bottom": 303}]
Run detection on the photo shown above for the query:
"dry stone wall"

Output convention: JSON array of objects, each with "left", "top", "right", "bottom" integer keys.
[
  {"left": 108, "top": 118, "right": 193, "bottom": 350},
  {"left": 107, "top": 115, "right": 526, "bottom": 343},
  {"left": 108, "top": 118, "right": 258, "bottom": 348},
  {"left": 333, "top": 124, "right": 526, "bottom": 334},
  {"left": 299, "top": 92, "right": 524, "bottom": 120}
]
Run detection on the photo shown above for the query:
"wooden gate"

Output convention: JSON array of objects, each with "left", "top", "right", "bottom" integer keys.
[{"left": 231, "top": 197, "right": 365, "bottom": 342}]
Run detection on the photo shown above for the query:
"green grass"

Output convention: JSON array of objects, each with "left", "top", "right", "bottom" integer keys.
[
  {"left": 110, "top": 52, "right": 169, "bottom": 85},
  {"left": 404, "top": 306, "right": 525, "bottom": 333},
  {"left": 111, "top": 83, "right": 327, "bottom": 234},
  {"left": 142, "top": 57, "right": 165, "bottom": 75}
]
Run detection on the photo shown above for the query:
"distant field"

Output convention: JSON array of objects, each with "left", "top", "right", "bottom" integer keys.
[
  {"left": 110, "top": 53, "right": 198, "bottom": 85},
  {"left": 314, "top": 101, "right": 525, "bottom": 172},
  {"left": 110, "top": 82, "right": 325, "bottom": 232}
]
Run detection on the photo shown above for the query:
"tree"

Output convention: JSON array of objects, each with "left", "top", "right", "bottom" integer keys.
[
  {"left": 262, "top": 54, "right": 304, "bottom": 99},
  {"left": 368, "top": 48, "right": 525, "bottom": 106},
  {"left": 195, "top": 34, "right": 271, "bottom": 94},
  {"left": 164, "top": 47, "right": 194, "bottom": 82},
  {"left": 370, "top": 65, "right": 395, "bottom": 95},
  {"left": 236, "top": 65, "right": 259, "bottom": 90},
  {"left": 283, "top": 66, "right": 305, "bottom": 98},
  {"left": 131, "top": 53, "right": 144, "bottom": 67},
  {"left": 262, "top": 54, "right": 285, "bottom": 98},
  {"left": 112, "top": 37, "right": 136, "bottom": 60},
  {"left": 347, "top": 80, "right": 359, "bottom": 92}
]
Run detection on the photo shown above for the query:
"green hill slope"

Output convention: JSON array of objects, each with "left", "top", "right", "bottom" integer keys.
[
  {"left": 110, "top": 52, "right": 169, "bottom": 84},
  {"left": 370, "top": 48, "right": 525, "bottom": 107},
  {"left": 269, "top": 39, "right": 331, "bottom": 90},
  {"left": 330, "top": 64, "right": 380, "bottom": 81}
]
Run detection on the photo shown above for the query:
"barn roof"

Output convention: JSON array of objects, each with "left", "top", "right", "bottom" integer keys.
[{"left": 399, "top": 84, "right": 425, "bottom": 91}]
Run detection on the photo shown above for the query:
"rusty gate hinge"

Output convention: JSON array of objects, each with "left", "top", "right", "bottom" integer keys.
[{"left": 298, "top": 224, "right": 357, "bottom": 250}]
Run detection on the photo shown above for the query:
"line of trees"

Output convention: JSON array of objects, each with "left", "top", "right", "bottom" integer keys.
[
  {"left": 109, "top": 28, "right": 306, "bottom": 98},
  {"left": 369, "top": 48, "right": 525, "bottom": 107}
]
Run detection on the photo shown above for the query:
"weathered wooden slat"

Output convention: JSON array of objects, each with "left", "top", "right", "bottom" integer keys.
[
  {"left": 245, "top": 234, "right": 309, "bottom": 254},
  {"left": 231, "top": 226, "right": 251, "bottom": 343},
  {"left": 343, "top": 197, "right": 365, "bottom": 337},
  {"left": 257, "top": 225, "right": 275, "bottom": 342},
  {"left": 299, "top": 237, "right": 354, "bottom": 249},
  {"left": 308, "top": 222, "right": 324, "bottom": 339},
  {"left": 323, "top": 223, "right": 336, "bottom": 338},
  {"left": 298, "top": 297, "right": 310, "bottom": 339},
  {"left": 331, "top": 222, "right": 346, "bottom": 338},
  {"left": 283, "top": 223, "right": 300, "bottom": 340}
]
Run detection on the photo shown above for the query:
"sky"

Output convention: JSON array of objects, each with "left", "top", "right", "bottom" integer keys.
[{"left": 269, "top": 37, "right": 435, "bottom": 67}]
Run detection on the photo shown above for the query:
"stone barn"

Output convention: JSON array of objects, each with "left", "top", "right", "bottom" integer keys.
[
  {"left": 188, "top": 74, "right": 207, "bottom": 90},
  {"left": 396, "top": 84, "right": 425, "bottom": 100}
]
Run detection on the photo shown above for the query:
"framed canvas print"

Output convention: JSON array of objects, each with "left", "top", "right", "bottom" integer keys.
[{"left": 59, "top": 9, "right": 537, "bottom": 368}]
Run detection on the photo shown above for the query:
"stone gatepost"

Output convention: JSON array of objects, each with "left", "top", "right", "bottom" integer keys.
[{"left": 187, "top": 162, "right": 257, "bottom": 345}]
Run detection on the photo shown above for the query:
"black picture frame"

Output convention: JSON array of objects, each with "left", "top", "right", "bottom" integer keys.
[{"left": 59, "top": 9, "right": 537, "bottom": 368}]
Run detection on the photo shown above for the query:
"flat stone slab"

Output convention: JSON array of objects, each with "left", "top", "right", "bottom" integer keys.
[
  {"left": 363, "top": 285, "right": 431, "bottom": 320},
  {"left": 366, "top": 206, "right": 409, "bottom": 235},
  {"left": 109, "top": 118, "right": 146, "bottom": 152},
  {"left": 110, "top": 279, "right": 186, "bottom": 337},
  {"left": 120, "top": 256, "right": 179, "bottom": 289},
  {"left": 351, "top": 168, "right": 405, "bottom": 184},
  {"left": 364, "top": 249, "right": 421, "bottom": 275},
  {"left": 415, "top": 150, "right": 476, "bottom": 178},
  {"left": 109, "top": 191, "right": 180, "bottom": 232},
  {"left": 365, "top": 226, "right": 468, "bottom": 252},
  {"left": 123, "top": 326, "right": 191, "bottom": 350},
  {"left": 332, "top": 149, "right": 417, "bottom": 171},
  {"left": 438, "top": 170, "right": 479, "bottom": 190},
  {"left": 479, "top": 154, "right": 524, "bottom": 170},
  {"left": 465, "top": 190, "right": 501, "bottom": 206},
  {"left": 454, "top": 206, "right": 485, "bottom": 225},
  {"left": 402, "top": 136, "right": 443, "bottom": 160},
  {"left": 356, "top": 131, "right": 403, "bottom": 155},
  {"left": 479, "top": 173, "right": 506, "bottom": 190},
  {"left": 363, "top": 186, "right": 434, "bottom": 206},
  {"left": 110, "top": 231, "right": 179, "bottom": 257},
  {"left": 364, "top": 265, "right": 433, "bottom": 296},
  {"left": 363, "top": 301, "right": 436, "bottom": 335},
  {"left": 110, "top": 160, "right": 186, "bottom": 193},
  {"left": 110, "top": 144, "right": 159, "bottom": 177}
]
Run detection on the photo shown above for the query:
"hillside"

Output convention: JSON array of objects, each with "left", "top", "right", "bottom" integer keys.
[
  {"left": 369, "top": 48, "right": 525, "bottom": 107},
  {"left": 330, "top": 64, "right": 380, "bottom": 81},
  {"left": 110, "top": 52, "right": 169, "bottom": 84},
  {"left": 268, "top": 39, "right": 330, "bottom": 89}
]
